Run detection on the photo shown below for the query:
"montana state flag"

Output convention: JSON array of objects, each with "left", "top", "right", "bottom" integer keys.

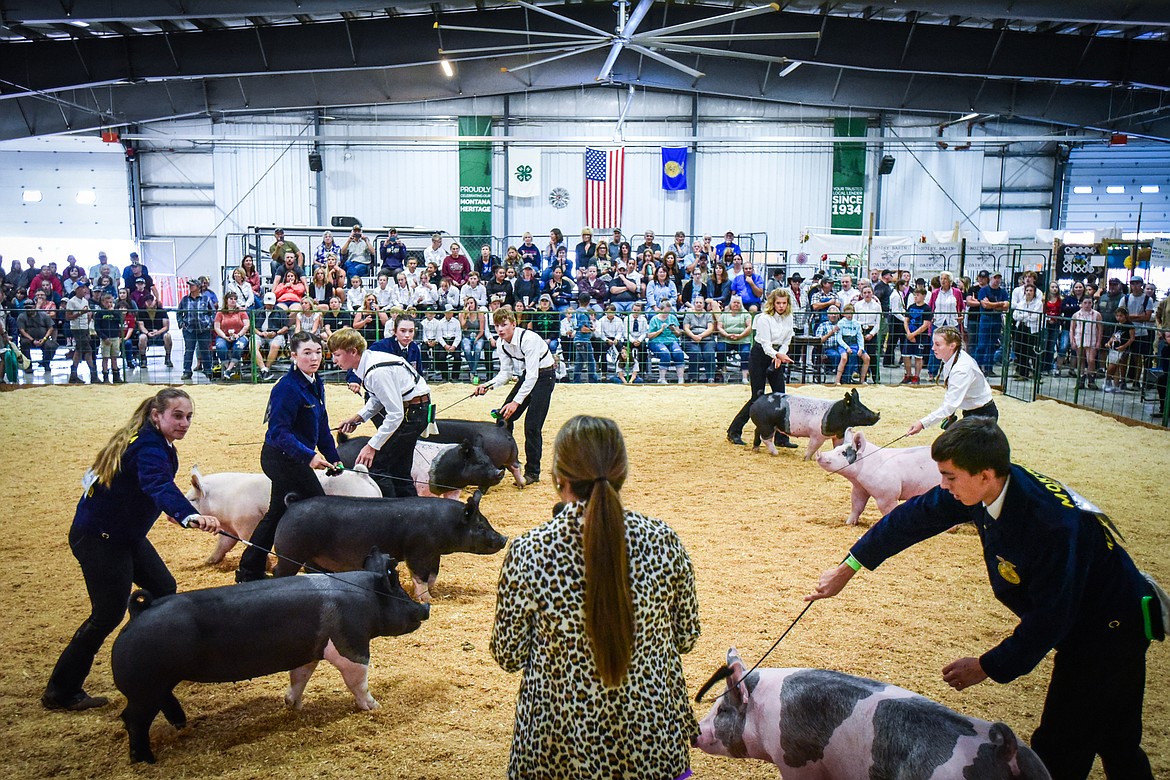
[{"left": 661, "top": 147, "right": 687, "bottom": 191}]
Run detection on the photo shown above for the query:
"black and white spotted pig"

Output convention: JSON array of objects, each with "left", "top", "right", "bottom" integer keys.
[
  {"left": 695, "top": 648, "right": 1051, "bottom": 779},
  {"left": 749, "top": 389, "right": 880, "bottom": 458}
]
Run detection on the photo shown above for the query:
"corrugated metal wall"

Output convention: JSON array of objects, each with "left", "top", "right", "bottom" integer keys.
[
  {"left": 25, "top": 98, "right": 1158, "bottom": 288},
  {"left": 1063, "top": 144, "right": 1170, "bottom": 232}
]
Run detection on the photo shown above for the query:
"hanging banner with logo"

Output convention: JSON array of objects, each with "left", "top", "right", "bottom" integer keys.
[
  {"left": 458, "top": 116, "right": 493, "bottom": 247},
  {"left": 661, "top": 147, "right": 687, "bottom": 191},
  {"left": 508, "top": 147, "right": 540, "bottom": 199},
  {"left": 831, "top": 117, "right": 866, "bottom": 234}
]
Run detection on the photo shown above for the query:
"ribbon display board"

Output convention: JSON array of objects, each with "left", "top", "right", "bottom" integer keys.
[
  {"left": 458, "top": 116, "right": 493, "bottom": 250},
  {"left": 830, "top": 117, "right": 866, "bottom": 234}
]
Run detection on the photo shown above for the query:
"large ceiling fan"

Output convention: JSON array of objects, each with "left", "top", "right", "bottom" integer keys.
[{"left": 437, "top": 0, "right": 819, "bottom": 81}]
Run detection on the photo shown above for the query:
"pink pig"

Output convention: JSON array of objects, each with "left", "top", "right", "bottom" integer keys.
[
  {"left": 815, "top": 428, "right": 940, "bottom": 525},
  {"left": 695, "top": 647, "right": 1051, "bottom": 779}
]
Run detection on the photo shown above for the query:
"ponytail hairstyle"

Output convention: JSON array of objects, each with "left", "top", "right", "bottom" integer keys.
[
  {"left": 552, "top": 415, "right": 633, "bottom": 688},
  {"left": 91, "top": 388, "right": 192, "bottom": 488}
]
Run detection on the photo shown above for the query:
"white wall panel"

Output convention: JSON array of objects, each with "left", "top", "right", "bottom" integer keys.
[
  {"left": 319, "top": 120, "right": 459, "bottom": 231},
  {"left": 878, "top": 143, "right": 984, "bottom": 237}
]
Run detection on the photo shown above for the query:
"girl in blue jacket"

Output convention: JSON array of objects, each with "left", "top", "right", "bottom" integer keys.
[{"left": 42, "top": 388, "right": 220, "bottom": 712}]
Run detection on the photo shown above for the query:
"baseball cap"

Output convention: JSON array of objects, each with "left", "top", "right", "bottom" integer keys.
[
  {"left": 187, "top": 279, "right": 200, "bottom": 287},
  {"left": 977, "top": 269, "right": 990, "bottom": 278},
  {"left": 522, "top": 262, "right": 534, "bottom": 270},
  {"left": 1108, "top": 277, "right": 1122, "bottom": 284},
  {"left": 135, "top": 277, "right": 146, "bottom": 284},
  {"left": 539, "top": 294, "right": 552, "bottom": 303},
  {"left": 1130, "top": 275, "right": 1144, "bottom": 284},
  {"left": 263, "top": 292, "right": 277, "bottom": 304},
  {"left": 444, "top": 303, "right": 455, "bottom": 312},
  {"left": 992, "top": 272, "right": 1003, "bottom": 278}
]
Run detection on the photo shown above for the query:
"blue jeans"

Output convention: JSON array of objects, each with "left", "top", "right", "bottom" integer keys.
[
  {"left": 215, "top": 335, "right": 249, "bottom": 363},
  {"left": 649, "top": 340, "right": 686, "bottom": 368},
  {"left": 344, "top": 260, "right": 372, "bottom": 278},
  {"left": 976, "top": 316, "right": 1002, "bottom": 371},
  {"left": 610, "top": 300, "right": 635, "bottom": 312},
  {"left": 682, "top": 339, "right": 716, "bottom": 381},
  {"left": 572, "top": 340, "right": 599, "bottom": 382},
  {"left": 461, "top": 336, "right": 484, "bottom": 376},
  {"left": 183, "top": 329, "right": 212, "bottom": 373}
]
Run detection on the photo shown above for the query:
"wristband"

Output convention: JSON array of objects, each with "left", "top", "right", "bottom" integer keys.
[{"left": 843, "top": 554, "right": 862, "bottom": 572}]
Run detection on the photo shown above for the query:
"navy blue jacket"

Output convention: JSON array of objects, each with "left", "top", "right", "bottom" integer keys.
[
  {"left": 851, "top": 465, "right": 1153, "bottom": 683},
  {"left": 264, "top": 369, "right": 341, "bottom": 464},
  {"left": 72, "top": 425, "right": 199, "bottom": 542}
]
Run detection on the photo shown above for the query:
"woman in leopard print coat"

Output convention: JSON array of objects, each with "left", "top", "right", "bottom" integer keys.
[{"left": 491, "top": 415, "right": 700, "bottom": 779}]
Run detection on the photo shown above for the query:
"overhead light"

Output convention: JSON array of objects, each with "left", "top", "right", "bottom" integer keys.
[
  {"left": 23, "top": 190, "right": 42, "bottom": 203},
  {"left": 1072, "top": 186, "right": 1093, "bottom": 194},
  {"left": 76, "top": 190, "right": 96, "bottom": 204},
  {"left": 957, "top": 112, "right": 980, "bottom": 122},
  {"left": 778, "top": 61, "right": 801, "bottom": 77},
  {"left": 68, "top": 20, "right": 91, "bottom": 28},
  {"left": 440, "top": 59, "right": 455, "bottom": 78},
  {"left": 1140, "top": 185, "right": 1160, "bottom": 194},
  {"left": 1106, "top": 185, "right": 1125, "bottom": 194}
]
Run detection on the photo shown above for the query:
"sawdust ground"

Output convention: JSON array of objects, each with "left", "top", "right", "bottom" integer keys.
[{"left": 0, "top": 381, "right": 1166, "bottom": 779}]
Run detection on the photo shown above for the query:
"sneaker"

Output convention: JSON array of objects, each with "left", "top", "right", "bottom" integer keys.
[
  {"left": 260, "top": 369, "right": 272, "bottom": 381},
  {"left": 777, "top": 439, "right": 799, "bottom": 449},
  {"left": 181, "top": 371, "right": 193, "bottom": 380},
  {"left": 901, "top": 374, "right": 912, "bottom": 384},
  {"left": 42, "top": 691, "right": 109, "bottom": 711},
  {"left": 164, "top": 357, "right": 174, "bottom": 368},
  {"left": 1087, "top": 379, "right": 1100, "bottom": 390},
  {"left": 912, "top": 376, "right": 920, "bottom": 385}
]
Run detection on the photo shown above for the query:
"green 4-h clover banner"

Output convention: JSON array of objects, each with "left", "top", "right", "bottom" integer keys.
[{"left": 509, "top": 147, "right": 540, "bottom": 199}]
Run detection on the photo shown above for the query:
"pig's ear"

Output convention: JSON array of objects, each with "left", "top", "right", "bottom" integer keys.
[
  {"left": 726, "top": 647, "right": 752, "bottom": 704},
  {"left": 850, "top": 388, "right": 860, "bottom": 402},
  {"left": 987, "top": 723, "right": 1019, "bottom": 764},
  {"left": 190, "top": 466, "right": 204, "bottom": 496},
  {"left": 362, "top": 546, "right": 389, "bottom": 574},
  {"left": 852, "top": 429, "right": 865, "bottom": 449},
  {"left": 464, "top": 489, "right": 484, "bottom": 520},
  {"left": 459, "top": 438, "right": 474, "bottom": 455},
  {"left": 843, "top": 391, "right": 852, "bottom": 404}
]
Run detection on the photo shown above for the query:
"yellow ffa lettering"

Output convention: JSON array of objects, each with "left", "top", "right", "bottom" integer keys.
[{"left": 1023, "top": 467, "right": 1075, "bottom": 508}]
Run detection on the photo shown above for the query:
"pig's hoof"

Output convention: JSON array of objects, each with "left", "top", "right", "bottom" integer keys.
[
  {"left": 284, "top": 694, "right": 304, "bottom": 711},
  {"left": 359, "top": 698, "right": 381, "bottom": 712},
  {"left": 846, "top": 518, "right": 859, "bottom": 526}
]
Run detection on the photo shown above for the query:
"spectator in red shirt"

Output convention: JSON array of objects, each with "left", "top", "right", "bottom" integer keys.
[{"left": 441, "top": 242, "right": 472, "bottom": 287}]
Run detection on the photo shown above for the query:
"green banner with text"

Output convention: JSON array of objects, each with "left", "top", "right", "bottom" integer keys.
[
  {"left": 459, "top": 116, "right": 493, "bottom": 249},
  {"left": 831, "top": 117, "right": 866, "bottom": 234}
]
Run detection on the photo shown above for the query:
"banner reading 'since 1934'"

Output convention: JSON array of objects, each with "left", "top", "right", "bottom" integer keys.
[
  {"left": 831, "top": 117, "right": 866, "bottom": 234},
  {"left": 459, "top": 116, "right": 493, "bottom": 249}
]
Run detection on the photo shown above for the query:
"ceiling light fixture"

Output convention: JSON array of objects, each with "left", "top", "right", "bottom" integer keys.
[
  {"left": 440, "top": 58, "right": 455, "bottom": 78},
  {"left": 778, "top": 61, "right": 801, "bottom": 77}
]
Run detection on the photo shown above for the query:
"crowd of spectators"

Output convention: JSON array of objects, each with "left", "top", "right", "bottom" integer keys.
[{"left": 2, "top": 230, "right": 1167, "bottom": 417}]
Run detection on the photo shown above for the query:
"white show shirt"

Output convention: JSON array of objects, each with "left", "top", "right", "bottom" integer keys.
[
  {"left": 919, "top": 349, "right": 994, "bottom": 429},
  {"left": 487, "top": 327, "right": 554, "bottom": 404},
  {"left": 853, "top": 298, "right": 883, "bottom": 330},
  {"left": 355, "top": 350, "right": 431, "bottom": 450},
  {"left": 751, "top": 312, "right": 794, "bottom": 358}
]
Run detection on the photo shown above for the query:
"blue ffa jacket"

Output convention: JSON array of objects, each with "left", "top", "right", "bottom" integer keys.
[
  {"left": 72, "top": 425, "right": 199, "bottom": 542},
  {"left": 264, "top": 369, "right": 342, "bottom": 464},
  {"left": 851, "top": 464, "right": 1153, "bottom": 684}
]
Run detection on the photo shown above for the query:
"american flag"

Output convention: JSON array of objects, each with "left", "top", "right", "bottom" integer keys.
[{"left": 584, "top": 147, "right": 624, "bottom": 230}]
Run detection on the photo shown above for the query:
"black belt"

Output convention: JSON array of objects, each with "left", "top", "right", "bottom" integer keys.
[{"left": 404, "top": 394, "right": 430, "bottom": 407}]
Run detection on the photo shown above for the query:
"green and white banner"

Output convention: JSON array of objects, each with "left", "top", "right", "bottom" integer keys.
[
  {"left": 831, "top": 117, "right": 867, "bottom": 234},
  {"left": 458, "top": 116, "right": 493, "bottom": 246},
  {"left": 509, "top": 147, "right": 540, "bottom": 199}
]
